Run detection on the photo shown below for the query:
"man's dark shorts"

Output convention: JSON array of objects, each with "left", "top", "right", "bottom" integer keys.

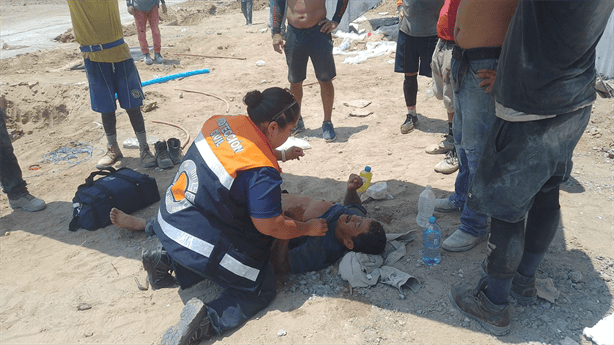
[
  {"left": 395, "top": 31, "right": 438, "bottom": 76},
  {"left": 467, "top": 105, "right": 591, "bottom": 223},
  {"left": 284, "top": 24, "right": 336, "bottom": 83},
  {"left": 84, "top": 58, "right": 145, "bottom": 113}
]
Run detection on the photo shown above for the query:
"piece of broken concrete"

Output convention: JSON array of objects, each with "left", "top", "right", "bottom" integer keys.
[
  {"left": 536, "top": 277, "right": 559, "bottom": 303},
  {"left": 344, "top": 99, "right": 371, "bottom": 108},
  {"left": 142, "top": 101, "right": 158, "bottom": 112},
  {"left": 349, "top": 108, "right": 373, "bottom": 117}
]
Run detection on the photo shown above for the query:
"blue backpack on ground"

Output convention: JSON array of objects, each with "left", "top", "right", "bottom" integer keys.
[{"left": 69, "top": 167, "right": 160, "bottom": 231}]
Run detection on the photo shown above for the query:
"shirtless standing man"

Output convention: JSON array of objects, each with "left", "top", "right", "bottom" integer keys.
[
  {"left": 270, "top": 0, "right": 349, "bottom": 142},
  {"left": 450, "top": 1, "right": 613, "bottom": 335},
  {"left": 433, "top": 0, "right": 518, "bottom": 252}
]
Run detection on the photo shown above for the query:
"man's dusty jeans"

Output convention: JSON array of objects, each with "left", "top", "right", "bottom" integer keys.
[
  {"left": 448, "top": 53, "right": 498, "bottom": 237},
  {"left": 0, "top": 109, "right": 27, "bottom": 198}
]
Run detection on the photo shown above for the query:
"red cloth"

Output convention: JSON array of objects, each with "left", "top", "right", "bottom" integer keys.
[{"left": 436, "top": 0, "right": 461, "bottom": 41}]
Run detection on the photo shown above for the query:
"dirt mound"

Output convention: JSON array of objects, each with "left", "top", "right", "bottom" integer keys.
[{"left": 0, "top": 83, "right": 90, "bottom": 139}]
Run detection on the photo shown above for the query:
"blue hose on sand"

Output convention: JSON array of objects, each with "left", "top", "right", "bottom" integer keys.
[{"left": 141, "top": 68, "right": 210, "bottom": 87}]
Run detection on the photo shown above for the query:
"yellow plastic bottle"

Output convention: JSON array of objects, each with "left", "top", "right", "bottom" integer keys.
[{"left": 356, "top": 166, "right": 372, "bottom": 193}]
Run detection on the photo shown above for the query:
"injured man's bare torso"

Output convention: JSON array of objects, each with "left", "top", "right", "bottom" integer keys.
[{"left": 281, "top": 194, "right": 336, "bottom": 222}]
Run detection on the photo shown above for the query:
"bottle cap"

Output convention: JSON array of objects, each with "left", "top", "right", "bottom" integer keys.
[
  {"left": 365, "top": 166, "right": 371, "bottom": 172},
  {"left": 429, "top": 216, "right": 436, "bottom": 223}
]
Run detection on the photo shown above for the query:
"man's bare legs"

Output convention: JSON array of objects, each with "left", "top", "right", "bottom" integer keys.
[
  {"left": 289, "top": 82, "right": 305, "bottom": 133},
  {"left": 319, "top": 80, "right": 336, "bottom": 142},
  {"left": 290, "top": 80, "right": 336, "bottom": 141},
  {"left": 319, "top": 80, "right": 334, "bottom": 123},
  {"left": 290, "top": 82, "right": 303, "bottom": 110},
  {"left": 110, "top": 207, "right": 146, "bottom": 231}
]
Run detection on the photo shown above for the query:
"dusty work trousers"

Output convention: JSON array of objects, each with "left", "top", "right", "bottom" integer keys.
[
  {"left": 241, "top": 0, "right": 252, "bottom": 25},
  {"left": 134, "top": 6, "right": 161, "bottom": 55},
  {"left": 0, "top": 110, "right": 27, "bottom": 198}
]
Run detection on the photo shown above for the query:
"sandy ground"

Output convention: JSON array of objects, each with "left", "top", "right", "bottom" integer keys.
[{"left": 1, "top": 0, "right": 614, "bottom": 344}]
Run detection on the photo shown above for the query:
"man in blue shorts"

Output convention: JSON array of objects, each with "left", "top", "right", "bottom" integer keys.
[
  {"left": 68, "top": 0, "right": 157, "bottom": 169},
  {"left": 270, "top": 0, "right": 349, "bottom": 142},
  {"left": 395, "top": 0, "right": 443, "bottom": 134},
  {"left": 449, "top": 1, "right": 614, "bottom": 336}
]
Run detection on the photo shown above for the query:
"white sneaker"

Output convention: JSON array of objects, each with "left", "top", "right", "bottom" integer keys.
[
  {"left": 434, "top": 198, "right": 460, "bottom": 213},
  {"left": 434, "top": 150, "right": 459, "bottom": 174},
  {"left": 442, "top": 229, "right": 487, "bottom": 252},
  {"left": 9, "top": 193, "right": 46, "bottom": 212},
  {"left": 426, "top": 134, "right": 454, "bottom": 154}
]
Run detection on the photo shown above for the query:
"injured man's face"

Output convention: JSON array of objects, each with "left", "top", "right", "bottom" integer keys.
[{"left": 335, "top": 214, "right": 372, "bottom": 249}]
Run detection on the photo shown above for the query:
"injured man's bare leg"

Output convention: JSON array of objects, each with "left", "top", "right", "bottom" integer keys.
[{"left": 110, "top": 207, "right": 147, "bottom": 231}]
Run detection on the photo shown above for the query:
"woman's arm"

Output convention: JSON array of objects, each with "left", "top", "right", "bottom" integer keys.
[{"left": 274, "top": 146, "right": 304, "bottom": 162}]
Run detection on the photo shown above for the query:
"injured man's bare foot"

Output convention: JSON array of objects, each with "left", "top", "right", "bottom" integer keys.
[{"left": 110, "top": 207, "right": 147, "bottom": 232}]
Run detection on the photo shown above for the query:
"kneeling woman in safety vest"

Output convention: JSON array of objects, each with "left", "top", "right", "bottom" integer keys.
[{"left": 148, "top": 87, "right": 328, "bottom": 344}]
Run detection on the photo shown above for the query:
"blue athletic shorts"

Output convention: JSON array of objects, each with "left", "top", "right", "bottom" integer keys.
[
  {"left": 284, "top": 24, "right": 336, "bottom": 83},
  {"left": 467, "top": 106, "right": 591, "bottom": 223},
  {"left": 395, "top": 31, "right": 438, "bottom": 76},
  {"left": 83, "top": 58, "right": 145, "bottom": 113}
]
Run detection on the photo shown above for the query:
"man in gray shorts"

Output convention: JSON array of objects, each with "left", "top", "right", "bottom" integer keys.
[
  {"left": 427, "top": 0, "right": 459, "bottom": 174},
  {"left": 270, "top": 0, "right": 348, "bottom": 142}
]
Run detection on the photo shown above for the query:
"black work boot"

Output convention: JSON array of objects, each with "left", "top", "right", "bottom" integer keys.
[
  {"left": 510, "top": 272, "right": 537, "bottom": 305},
  {"left": 448, "top": 276, "right": 511, "bottom": 336},
  {"left": 400, "top": 112, "right": 418, "bottom": 134},
  {"left": 162, "top": 297, "right": 213, "bottom": 345},
  {"left": 480, "top": 259, "right": 537, "bottom": 305},
  {"left": 142, "top": 244, "right": 177, "bottom": 289},
  {"left": 155, "top": 140, "right": 174, "bottom": 169},
  {"left": 167, "top": 138, "right": 184, "bottom": 165}
]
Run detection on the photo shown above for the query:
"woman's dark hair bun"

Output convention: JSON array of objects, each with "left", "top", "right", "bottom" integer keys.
[{"left": 243, "top": 90, "right": 263, "bottom": 108}]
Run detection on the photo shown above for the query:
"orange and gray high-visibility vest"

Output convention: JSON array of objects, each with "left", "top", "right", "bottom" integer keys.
[{"left": 153, "top": 115, "right": 281, "bottom": 292}]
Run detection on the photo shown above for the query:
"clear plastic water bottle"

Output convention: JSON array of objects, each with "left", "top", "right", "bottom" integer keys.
[
  {"left": 356, "top": 166, "right": 372, "bottom": 193},
  {"left": 416, "top": 185, "right": 435, "bottom": 228},
  {"left": 422, "top": 216, "right": 441, "bottom": 266}
]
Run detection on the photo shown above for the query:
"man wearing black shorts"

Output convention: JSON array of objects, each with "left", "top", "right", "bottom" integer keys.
[
  {"left": 395, "top": 0, "right": 444, "bottom": 134},
  {"left": 271, "top": 0, "right": 348, "bottom": 142}
]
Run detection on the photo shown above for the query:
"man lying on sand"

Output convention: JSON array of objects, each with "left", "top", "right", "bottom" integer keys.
[{"left": 110, "top": 173, "right": 386, "bottom": 278}]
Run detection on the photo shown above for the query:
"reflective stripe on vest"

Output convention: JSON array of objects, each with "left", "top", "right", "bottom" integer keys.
[
  {"left": 157, "top": 210, "right": 260, "bottom": 281},
  {"left": 157, "top": 210, "right": 214, "bottom": 258},
  {"left": 219, "top": 252, "right": 260, "bottom": 282},
  {"left": 195, "top": 131, "right": 234, "bottom": 190},
  {"left": 201, "top": 115, "right": 281, "bottom": 180}
]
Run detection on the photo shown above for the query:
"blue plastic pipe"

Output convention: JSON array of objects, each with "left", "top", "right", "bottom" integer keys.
[{"left": 141, "top": 68, "right": 210, "bottom": 87}]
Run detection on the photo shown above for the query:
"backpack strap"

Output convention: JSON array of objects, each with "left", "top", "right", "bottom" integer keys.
[{"left": 84, "top": 167, "right": 116, "bottom": 186}]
